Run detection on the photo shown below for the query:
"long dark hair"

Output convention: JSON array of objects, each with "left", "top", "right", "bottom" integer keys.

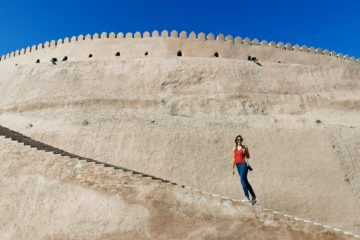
[{"left": 234, "top": 135, "right": 243, "bottom": 148}]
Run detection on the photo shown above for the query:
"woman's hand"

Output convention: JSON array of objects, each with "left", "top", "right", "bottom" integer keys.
[{"left": 232, "top": 167, "right": 235, "bottom": 175}]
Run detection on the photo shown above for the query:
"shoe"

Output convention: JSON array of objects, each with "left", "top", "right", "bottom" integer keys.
[
  {"left": 251, "top": 198, "right": 257, "bottom": 205},
  {"left": 241, "top": 198, "right": 251, "bottom": 203}
]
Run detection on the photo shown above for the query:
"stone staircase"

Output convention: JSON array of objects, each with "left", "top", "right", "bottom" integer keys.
[
  {"left": 0, "top": 125, "right": 179, "bottom": 186},
  {"left": 0, "top": 124, "right": 359, "bottom": 239}
]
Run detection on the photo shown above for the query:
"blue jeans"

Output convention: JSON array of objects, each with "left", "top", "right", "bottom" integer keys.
[{"left": 236, "top": 163, "right": 256, "bottom": 199}]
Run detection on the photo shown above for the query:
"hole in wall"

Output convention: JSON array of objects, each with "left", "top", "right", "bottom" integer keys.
[
  {"left": 36, "top": 59, "right": 40, "bottom": 63},
  {"left": 144, "top": 51, "right": 148, "bottom": 56},
  {"left": 62, "top": 56, "right": 68, "bottom": 61},
  {"left": 88, "top": 54, "right": 93, "bottom": 58},
  {"left": 214, "top": 52, "right": 219, "bottom": 58},
  {"left": 115, "top": 52, "right": 120, "bottom": 56},
  {"left": 51, "top": 58, "right": 57, "bottom": 65},
  {"left": 177, "top": 51, "right": 182, "bottom": 57}
]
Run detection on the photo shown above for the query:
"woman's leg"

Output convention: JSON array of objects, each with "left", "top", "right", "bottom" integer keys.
[
  {"left": 245, "top": 177, "right": 256, "bottom": 199},
  {"left": 237, "top": 164, "right": 250, "bottom": 199}
]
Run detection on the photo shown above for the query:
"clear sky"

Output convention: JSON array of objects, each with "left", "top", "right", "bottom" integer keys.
[{"left": 1, "top": 0, "right": 359, "bottom": 58}]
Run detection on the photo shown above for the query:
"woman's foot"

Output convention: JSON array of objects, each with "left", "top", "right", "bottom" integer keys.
[
  {"left": 241, "top": 198, "right": 251, "bottom": 203},
  {"left": 251, "top": 198, "right": 257, "bottom": 205}
]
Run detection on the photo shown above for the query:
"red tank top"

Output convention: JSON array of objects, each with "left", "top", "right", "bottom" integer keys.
[{"left": 234, "top": 147, "right": 245, "bottom": 164}]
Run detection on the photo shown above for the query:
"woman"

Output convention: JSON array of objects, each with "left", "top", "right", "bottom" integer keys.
[{"left": 232, "top": 135, "right": 257, "bottom": 205}]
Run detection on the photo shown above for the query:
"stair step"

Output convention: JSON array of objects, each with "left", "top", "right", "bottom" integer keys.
[{"left": 0, "top": 124, "right": 184, "bottom": 193}]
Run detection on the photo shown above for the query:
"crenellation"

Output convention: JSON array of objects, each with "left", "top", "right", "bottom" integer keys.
[
  {"left": 143, "top": 31, "right": 151, "bottom": 38},
  {"left": 268, "top": 41, "right": 276, "bottom": 47},
  {"left": 276, "top": 42, "right": 285, "bottom": 49},
  {"left": 100, "top": 32, "right": 108, "bottom": 39},
  {"left": 315, "top": 48, "right": 322, "bottom": 54},
  {"left": 198, "top": 32, "right": 206, "bottom": 41},
  {"left": 285, "top": 43, "right": 292, "bottom": 50},
  {"left": 0, "top": 30, "right": 358, "bottom": 65},
  {"left": 179, "top": 31, "right": 187, "bottom": 39},
  {"left": 188, "top": 31, "right": 196, "bottom": 39},
  {"left": 50, "top": 40, "right": 56, "bottom": 47},
  {"left": 292, "top": 44, "right": 300, "bottom": 51},
  {"left": 308, "top": 47, "right": 315, "bottom": 53},
  {"left": 300, "top": 45, "right": 308, "bottom": 52},
  {"left": 93, "top": 33, "right": 100, "bottom": 39},
  {"left": 77, "top": 35, "right": 84, "bottom": 41},
  {"left": 170, "top": 30, "right": 178, "bottom": 38},
  {"left": 109, "top": 32, "right": 116, "bottom": 38},
  {"left": 243, "top": 37, "right": 251, "bottom": 45},
  {"left": 161, "top": 30, "right": 169, "bottom": 38},
  {"left": 125, "top": 32, "right": 133, "bottom": 38},
  {"left": 134, "top": 32, "right": 141, "bottom": 38},
  {"left": 216, "top": 33, "right": 225, "bottom": 41},
  {"left": 225, "top": 35, "right": 234, "bottom": 42},
  {"left": 251, "top": 38, "right": 260, "bottom": 45},
  {"left": 151, "top": 30, "right": 159, "bottom": 37},
  {"left": 116, "top": 32, "right": 124, "bottom": 38},
  {"left": 234, "top": 37, "right": 242, "bottom": 45},
  {"left": 207, "top": 33, "right": 215, "bottom": 40}
]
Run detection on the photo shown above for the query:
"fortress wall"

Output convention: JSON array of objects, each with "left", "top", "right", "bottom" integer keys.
[
  {"left": 0, "top": 31, "right": 358, "bottom": 66},
  {"left": 1, "top": 32, "right": 360, "bottom": 234},
  {"left": 0, "top": 58, "right": 359, "bottom": 112}
]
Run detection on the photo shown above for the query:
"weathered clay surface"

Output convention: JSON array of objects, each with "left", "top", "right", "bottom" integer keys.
[
  {"left": 0, "top": 136, "right": 357, "bottom": 239},
  {"left": 0, "top": 36, "right": 360, "bottom": 238}
]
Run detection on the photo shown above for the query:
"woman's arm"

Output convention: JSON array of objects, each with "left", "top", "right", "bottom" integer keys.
[
  {"left": 232, "top": 147, "right": 236, "bottom": 174},
  {"left": 244, "top": 146, "right": 250, "bottom": 159}
]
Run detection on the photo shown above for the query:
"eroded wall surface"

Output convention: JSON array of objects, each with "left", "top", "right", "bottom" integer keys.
[{"left": 0, "top": 34, "right": 360, "bottom": 237}]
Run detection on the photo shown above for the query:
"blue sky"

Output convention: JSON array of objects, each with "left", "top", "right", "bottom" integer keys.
[{"left": 1, "top": 0, "right": 359, "bottom": 58}]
